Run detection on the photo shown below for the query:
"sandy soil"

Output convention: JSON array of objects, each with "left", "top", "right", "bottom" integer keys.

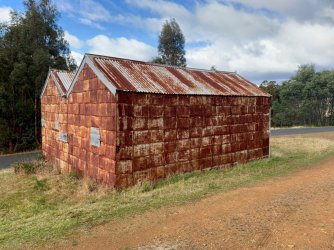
[{"left": 58, "top": 156, "right": 334, "bottom": 250}]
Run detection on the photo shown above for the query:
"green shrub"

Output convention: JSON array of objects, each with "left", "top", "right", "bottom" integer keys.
[
  {"left": 14, "top": 160, "right": 51, "bottom": 175},
  {"left": 14, "top": 162, "right": 36, "bottom": 174}
]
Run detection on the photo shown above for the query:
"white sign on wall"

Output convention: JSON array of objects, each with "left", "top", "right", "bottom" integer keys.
[
  {"left": 59, "top": 132, "right": 68, "bottom": 143},
  {"left": 54, "top": 121, "right": 59, "bottom": 130},
  {"left": 90, "top": 127, "right": 100, "bottom": 147},
  {"left": 41, "top": 119, "right": 46, "bottom": 127}
]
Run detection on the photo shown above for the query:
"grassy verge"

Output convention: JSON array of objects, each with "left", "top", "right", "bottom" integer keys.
[{"left": 1, "top": 133, "right": 334, "bottom": 249}]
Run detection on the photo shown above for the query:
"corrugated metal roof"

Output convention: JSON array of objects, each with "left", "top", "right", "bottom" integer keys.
[
  {"left": 87, "top": 54, "right": 270, "bottom": 97},
  {"left": 51, "top": 69, "right": 75, "bottom": 93}
]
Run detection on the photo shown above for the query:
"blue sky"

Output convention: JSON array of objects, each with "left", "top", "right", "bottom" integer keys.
[{"left": 1, "top": 0, "right": 334, "bottom": 83}]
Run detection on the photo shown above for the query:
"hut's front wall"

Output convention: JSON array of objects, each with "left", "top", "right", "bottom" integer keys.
[
  {"left": 41, "top": 79, "right": 68, "bottom": 171},
  {"left": 116, "top": 92, "right": 271, "bottom": 187},
  {"left": 66, "top": 65, "right": 117, "bottom": 186}
]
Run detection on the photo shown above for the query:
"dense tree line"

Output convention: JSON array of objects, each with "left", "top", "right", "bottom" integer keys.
[
  {"left": 260, "top": 65, "right": 334, "bottom": 127},
  {"left": 0, "top": 0, "right": 75, "bottom": 152}
]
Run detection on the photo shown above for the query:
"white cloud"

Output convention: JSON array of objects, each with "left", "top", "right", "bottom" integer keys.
[
  {"left": 190, "top": 2, "right": 279, "bottom": 42},
  {"left": 187, "top": 19, "right": 334, "bottom": 82},
  {"left": 126, "top": 0, "right": 280, "bottom": 42},
  {"left": 125, "top": 0, "right": 334, "bottom": 81},
  {"left": 71, "top": 51, "right": 84, "bottom": 65},
  {"left": 79, "top": 0, "right": 111, "bottom": 22},
  {"left": 78, "top": 18, "right": 104, "bottom": 30},
  {"left": 120, "top": 15, "right": 164, "bottom": 34},
  {"left": 58, "top": 0, "right": 334, "bottom": 81},
  {"left": 87, "top": 35, "right": 156, "bottom": 61},
  {"left": 0, "top": 6, "right": 12, "bottom": 23},
  {"left": 228, "top": 0, "right": 334, "bottom": 24},
  {"left": 127, "top": 0, "right": 191, "bottom": 20},
  {"left": 56, "top": 0, "right": 74, "bottom": 12},
  {"left": 56, "top": 0, "right": 112, "bottom": 29},
  {"left": 187, "top": 39, "right": 296, "bottom": 78},
  {"left": 64, "top": 31, "right": 83, "bottom": 49}
]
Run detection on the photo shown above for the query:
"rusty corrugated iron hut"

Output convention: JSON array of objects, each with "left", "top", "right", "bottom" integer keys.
[
  {"left": 41, "top": 54, "right": 271, "bottom": 188},
  {"left": 41, "top": 69, "right": 74, "bottom": 171}
]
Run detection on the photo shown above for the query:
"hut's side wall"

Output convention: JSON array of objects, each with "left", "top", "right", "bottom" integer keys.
[
  {"left": 66, "top": 64, "right": 117, "bottom": 186},
  {"left": 41, "top": 78, "right": 68, "bottom": 171},
  {"left": 116, "top": 92, "right": 271, "bottom": 187}
]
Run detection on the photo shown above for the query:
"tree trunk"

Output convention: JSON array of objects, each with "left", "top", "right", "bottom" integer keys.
[{"left": 9, "top": 140, "right": 14, "bottom": 153}]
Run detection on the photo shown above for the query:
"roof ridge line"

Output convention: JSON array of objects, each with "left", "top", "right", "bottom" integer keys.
[{"left": 86, "top": 53, "right": 236, "bottom": 74}]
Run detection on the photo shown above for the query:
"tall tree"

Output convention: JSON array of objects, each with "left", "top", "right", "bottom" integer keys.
[
  {"left": 259, "top": 80, "right": 280, "bottom": 102},
  {"left": 157, "top": 18, "right": 186, "bottom": 67},
  {"left": 0, "top": 0, "right": 75, "bottom": 152}
]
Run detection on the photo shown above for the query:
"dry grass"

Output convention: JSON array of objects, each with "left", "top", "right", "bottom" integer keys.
[
  {"left": 272, "top": 136, "right": 334, "bottom": 156},
  {"left": 1, "top": 132, "right": 334, "bottom": 249}
]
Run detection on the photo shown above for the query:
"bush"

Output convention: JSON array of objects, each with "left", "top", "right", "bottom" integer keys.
[
  {"left": 14, "top": 160, "right": 50, "bottom": 175},
  {"left": 14, "top": 162, "right": 37, "bottom": 174}
]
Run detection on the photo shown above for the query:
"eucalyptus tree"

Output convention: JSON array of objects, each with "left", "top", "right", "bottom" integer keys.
[
  {"left": 0, "top": 0, "right": 75, "bottom": 151},
  {"left": 157, "top": 18, "right": 186, "bottom": 67}
]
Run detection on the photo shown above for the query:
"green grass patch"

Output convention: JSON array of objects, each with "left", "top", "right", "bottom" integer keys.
[{"left": 1, "top": 133, "right": 334, "bottom": 249}]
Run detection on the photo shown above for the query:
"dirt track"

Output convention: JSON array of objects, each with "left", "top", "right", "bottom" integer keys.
[{"left": 61, "top": 156, "right": 334, "bottom": 249}]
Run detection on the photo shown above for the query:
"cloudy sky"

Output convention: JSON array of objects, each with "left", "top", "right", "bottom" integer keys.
[{"left": 1, "top": 0, "right": 334, "bottom": 83}]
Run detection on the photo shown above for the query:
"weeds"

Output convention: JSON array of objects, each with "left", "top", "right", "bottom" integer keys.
[
  {"left": 33, "top": 179, "right": 49, "bottom": 191},
  {"left": 14, "top": 161, "right": 36, "bottom": 174},
  {"left": 14, "top": 159, "right": 53, "bottom": 175},
  {"left": 68, "top": 171, "right": 79, "bottom": 180},
  {"left": 37, "top": 152, "right": 46, "bottom": 161}
]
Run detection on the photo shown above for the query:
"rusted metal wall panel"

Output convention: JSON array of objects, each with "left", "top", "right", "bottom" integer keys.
[
  {"left": 116, "top": 92, "right": 271, "bottom": 188},
  {"left": 42, "top": 65, "right": 118, "bottom": 187},
  {"left": 41, "top": 77, "right": 69, "bottom": 171},
  {"left": 66, "top": 64, "right": 117, "bottom": 186}
]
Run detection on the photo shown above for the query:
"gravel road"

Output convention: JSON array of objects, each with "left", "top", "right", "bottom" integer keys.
[{"left": 62, "top": 156, "right": 334, "bottom": 249}]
